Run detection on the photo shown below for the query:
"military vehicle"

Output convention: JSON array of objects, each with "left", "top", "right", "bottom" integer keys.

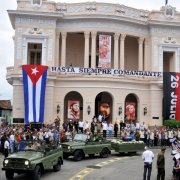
[
  {"left": 111, "top": 139, "right": 145, "bottom": 154},
  {"left": 2, "top": 140, "right": 63, "bottom": 180},
  {"left": 61, "top": 133, "right": 111, "bottom": 161}
]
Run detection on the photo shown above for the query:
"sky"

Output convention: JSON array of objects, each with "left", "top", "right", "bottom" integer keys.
[{"left": 0, "top": 0, "right": 180, "bottom": 101}]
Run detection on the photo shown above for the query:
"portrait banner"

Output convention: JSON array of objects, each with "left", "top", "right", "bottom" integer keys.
[
  {"left": 125, "top": 102, "right": 136, "bottom": 121},
  {"left": 98, "top": 102, "right": 111, "bottom": 122},
  {"left": 67, "top": 100, "right": 80, "bottom": 120},
  {"left": 98, "top": 35, "right": 111, "bottom": 68},
  {"left": 163, "top": 72, "right": 180, "bottom": 120}
]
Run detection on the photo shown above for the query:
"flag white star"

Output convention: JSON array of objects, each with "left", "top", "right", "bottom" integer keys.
[{"left": 31, "top": 67, "right": 39, "bottom": 75}]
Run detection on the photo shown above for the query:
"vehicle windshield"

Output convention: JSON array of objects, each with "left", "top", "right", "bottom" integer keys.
[
  {"left": 18, "top": 140, "right": 43, "bottom": 152},
  {"left": 73, "top": 134, "right": 88, "bottom": 142}
]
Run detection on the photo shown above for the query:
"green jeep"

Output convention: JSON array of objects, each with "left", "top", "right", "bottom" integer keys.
[
  {"left": 61, "top": 133, "right": 111, "bottom": 161},
  {"left": 2, "top": 140, "right": 63, "bottom": 180}
]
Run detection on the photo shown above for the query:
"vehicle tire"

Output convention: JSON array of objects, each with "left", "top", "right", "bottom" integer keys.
[
  {"left": 88, "top": 154, "right": 95, "bottom": 158},
  {"left": 73, "top": 150, "right": 83, "bottom": 161},
  {"left": 33, "top": 165, "right": 41, "bottom": 180},
  {"left": 63, "top": 154, "right": 69, "bottom": 159},
  {"left": 5, "top": 170, "right": 14, "bottom": 180},
  {"left": 128, "top": 151, "right": 137, "bottom": 155},
  {"left": 53, "top": 160, "right": 61, "bottom": 172},
  {"left": 100, "top": 148, "right": 109, "bottom": 158}
]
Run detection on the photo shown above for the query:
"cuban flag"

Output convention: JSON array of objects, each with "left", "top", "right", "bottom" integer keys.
[{"left": 22, "top": 65, "right": 48, "bottom": 124}]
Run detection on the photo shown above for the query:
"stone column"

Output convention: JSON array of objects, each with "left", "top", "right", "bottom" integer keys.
[
  {"left": 114, "top": 33, "right": 120, "bottom": 69},
  {"left": 56, "top": 32, "right": 60, "bottom": 66},
  {"left": 84, "top": 31, "right": 90, "bottom": 68},
  {"left": 138, "top": 37, "right": 144, "bottom": 71},
  {"left": 120, "top": 34, "right": 126, "bottom": 70},
  {"left": 91, "top": 31, "right": 97, "bottom": 68},
  {"left": 144, "top": 38, "right": 149, "bottom": 71},
  {"left": 61, "top": 32, "right": 67, "bottom": 67}
]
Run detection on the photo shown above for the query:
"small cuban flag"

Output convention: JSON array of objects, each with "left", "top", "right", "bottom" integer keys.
[{"left": 22, "top": 65, "right": 48, "bottom": 124}]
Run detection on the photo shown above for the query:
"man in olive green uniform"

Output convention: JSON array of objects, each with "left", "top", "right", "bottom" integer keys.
[{"left": 157, "top": 148, "right": 166, "bottom": 180}]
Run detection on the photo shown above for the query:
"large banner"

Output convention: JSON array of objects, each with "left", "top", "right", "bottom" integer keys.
[
  {"left": 99, "top": 35, "right": 111, "bottom": 68},
  {"left": 163, "top": 72, "right": 180, "bottom": 120},
  {"left": 67, "top": 100, "right": 80, "bottom": 120},
  {"left": 98, "top": 102, "right": 111, "bottom": 122},
  {"left": 22, "top": 65, "right": 48, "bottom": 124},
  {"left": 51, "top": 66, "right": 162, "bottom": 77},
  {"left": 125, "top": 102, "right": 136, "bottom": 121}
]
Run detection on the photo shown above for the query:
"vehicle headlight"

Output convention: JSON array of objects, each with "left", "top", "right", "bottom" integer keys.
[
  {"left": 59, "top": 145, "right": 62, "bottom": 148},
  {"left": 25, "top": 160, "right": 29, "bottom": 165},
  {"left": 4, "top": 159, "right": 9, "bottom": 164},
  {"left": 68, "top": 146, "right": 71, "bottom": 150}
]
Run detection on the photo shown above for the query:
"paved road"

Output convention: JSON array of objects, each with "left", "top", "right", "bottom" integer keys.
[{"left": 0, "top": 148, "right": 174, "bottom": 180}]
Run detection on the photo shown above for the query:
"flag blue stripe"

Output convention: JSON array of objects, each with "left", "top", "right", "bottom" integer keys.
[
  {"left": 33, "top": 85, "right": 36, "bottom": 123},
  {"left": 22, "top": 69, "right": 29, "bottom": 124},
  {"left": 39, "top": 69, "right": 47, "bottom": 123}
]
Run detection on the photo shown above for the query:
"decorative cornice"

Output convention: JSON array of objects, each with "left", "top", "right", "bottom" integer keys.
[{"left": 162, "top": 37, "right": 177, "bottom": 44}]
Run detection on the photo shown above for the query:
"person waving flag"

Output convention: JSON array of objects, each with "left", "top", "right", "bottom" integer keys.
[{"left": 22, "top": 65, "right": 48, "bottom": 124}]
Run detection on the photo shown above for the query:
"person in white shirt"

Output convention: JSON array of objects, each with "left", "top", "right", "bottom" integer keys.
[
  {"left": 83, "top": 120, "right": 89, "bottom": 134},
  {"left": 38, "top": 129, "right": 44, "bottom": 141},
  {"left": 44, "top": 129, "right": 51, "bottom": 144},
  {"left": 142, "top": 146, "right": 154, "bottom": 180},
  {"left": 78, "top": 120, "right": 84, "bottom": 133},
  {"left": 4, "top": 137, "right": 10, "bottom": 158},
  {"left": 9, "top": 132, "right": 15, "bottom": 154},
  {"left": 98, "top": 114, "right": 103, "bottom": 123},
  {"left": 107, "top": 122, "right": 113, "bottom": 138},
  {"left": 136, "top": 121, "right": 140, "bottom": 130},
  {"left": 102, "top": 121, "right": 108, "bottom": 138}
]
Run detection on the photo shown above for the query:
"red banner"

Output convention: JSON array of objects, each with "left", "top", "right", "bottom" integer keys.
[{"left": 98, "top": 35, "right": 111, "bottom": 68}]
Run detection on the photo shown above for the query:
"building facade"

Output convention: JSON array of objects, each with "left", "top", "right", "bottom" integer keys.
[
  {"left": 7, "top": 0, "right": 180, "bottom": 126},
  {"left": 0, "top": 100, "right": 12, "bottom": 125}
]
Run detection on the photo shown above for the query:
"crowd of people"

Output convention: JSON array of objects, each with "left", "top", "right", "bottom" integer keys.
[
  {"left": 62, "top": 118, "right": 180, "bottom": 148},
  {"left": 0, "top": 124, "right": 60, "bottom": 158},
  {"left": 1, "top": 117, "right": 180, "bottom": 155},
  {"left": 1, "top": 117, "right": 180, "bottom": 179}
]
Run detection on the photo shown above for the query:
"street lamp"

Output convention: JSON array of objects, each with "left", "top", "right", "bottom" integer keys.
[
  {"left": 144, "top": 107, "right": 147, "bottom": 116},
  {"left": 57, "top": 104, "right": 60, "bottom": 114},
  {"left": 87, "top": 105, "right": 91, "bottom": 115},
  {"left": 118, "top": 106, "right": 122, "bottom": 115}
]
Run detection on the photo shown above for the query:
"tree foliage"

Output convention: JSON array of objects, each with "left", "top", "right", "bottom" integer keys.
[{"left": 164, "top": 119, "right": 180, "bottom": 128}]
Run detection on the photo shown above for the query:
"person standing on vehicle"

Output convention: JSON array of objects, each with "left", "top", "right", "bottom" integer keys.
[
  {"left": 102, "top": 121, "right": 108, "bottom": 138},
  {"left": 157, "top": 148, "right": 166, "bottom": 180},
  {"left": 142, "top": 146, "right": 154, "bottom": 180},
  {"left": 9, "top": 132, "right": 15, "bottom": 154},
  {"left": 4, "top": 136, "right": 10, "bottom": 158},
  {"left": 114, "top": 121, "right": 119, "bottom": 138},
  {"left": 96, "top": 120, "right": 102, "bottom": 134},
  {"left": 78, "top": 119, "right": 84, "bottom": 133},
  {"left": 90, "top": 119, "right": 96, "bottom": 135}
]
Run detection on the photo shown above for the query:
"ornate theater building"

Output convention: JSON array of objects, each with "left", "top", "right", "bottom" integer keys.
[{"left": 6, "top": 0, "right": 180, "bottom": 126}]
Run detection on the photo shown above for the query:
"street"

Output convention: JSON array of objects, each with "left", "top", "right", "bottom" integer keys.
[{"left": 0, "top": 148, "right": 174, "bottom": 180}]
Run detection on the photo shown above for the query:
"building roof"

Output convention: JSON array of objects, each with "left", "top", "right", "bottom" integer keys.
[{"left": 0, "top": 100, "right": 12, "bottom": 110}]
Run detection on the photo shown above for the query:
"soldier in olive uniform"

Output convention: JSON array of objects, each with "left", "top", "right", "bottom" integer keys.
[{"left": 157, "top": 148, "right": 166, "bottom": 180}]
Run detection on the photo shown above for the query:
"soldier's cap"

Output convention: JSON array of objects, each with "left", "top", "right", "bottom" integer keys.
[{"left": 161, "top": 147, "right": 166, "bottom": 151}]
